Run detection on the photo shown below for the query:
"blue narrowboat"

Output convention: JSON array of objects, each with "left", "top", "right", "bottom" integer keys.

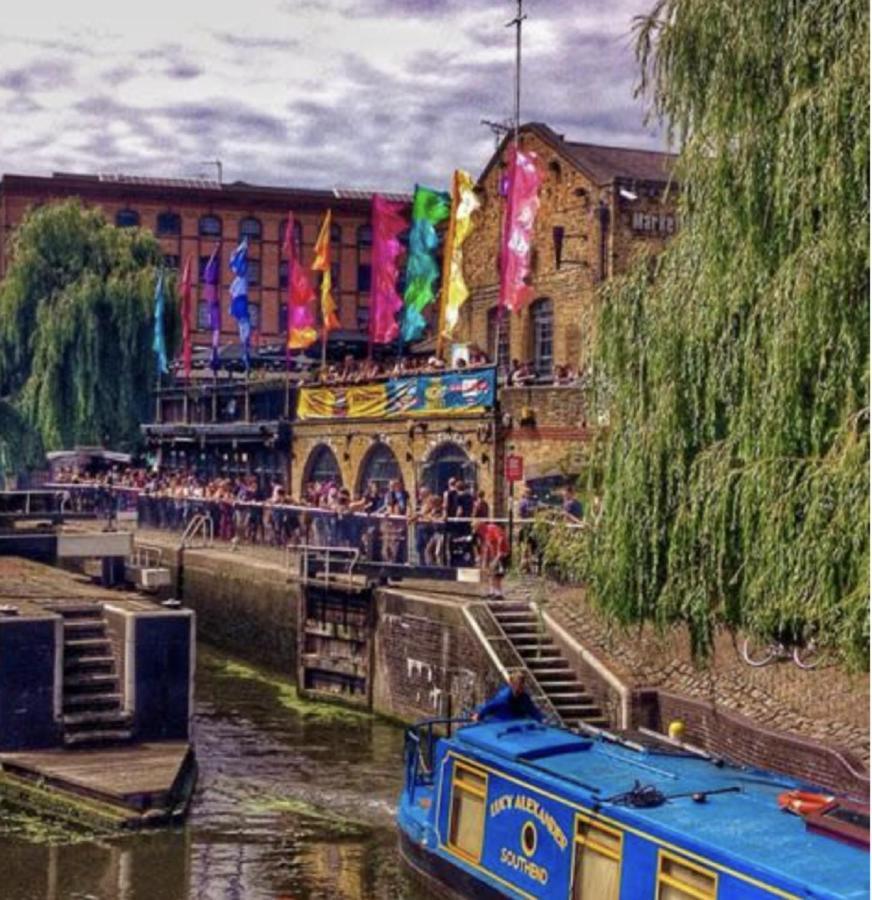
[{"left": 397, "top": 718, "right": 870, "bottom": 899}]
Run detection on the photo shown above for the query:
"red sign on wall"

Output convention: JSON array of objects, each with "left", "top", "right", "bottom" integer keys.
[{"left": 505, "top": 453, "right": 524, "bottom": 482}]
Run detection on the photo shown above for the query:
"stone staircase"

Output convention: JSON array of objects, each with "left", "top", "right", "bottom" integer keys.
[
  {"left": 58, "top": 604, "right": 132, "bottom": 748},
  {"left": 488, "top": 599, "right": 609, "bottom": 731}
]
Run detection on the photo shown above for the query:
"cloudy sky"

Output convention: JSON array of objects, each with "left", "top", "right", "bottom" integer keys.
[{"left": 0, "top": 0, "right": 664, "bottom": 192}]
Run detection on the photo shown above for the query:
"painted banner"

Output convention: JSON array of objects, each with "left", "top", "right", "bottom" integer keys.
[
  {"left": 297, "top": 366, "right": 496, "bottom": 420},
  {"left": 499, "top": 145, "right": 543, "bottom": 313}
]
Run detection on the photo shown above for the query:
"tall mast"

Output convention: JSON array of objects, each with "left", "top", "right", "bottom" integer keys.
[{"left": 510, "top": 0, "right": 525, "bottom": 147}]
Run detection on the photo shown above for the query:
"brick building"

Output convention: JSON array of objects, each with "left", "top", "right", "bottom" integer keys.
[
  {"left": 0, "top": 171, "right": 408, "bottom": 348},
  {"left": 460, "top": 122, "right": 679, "bottom": 375}
]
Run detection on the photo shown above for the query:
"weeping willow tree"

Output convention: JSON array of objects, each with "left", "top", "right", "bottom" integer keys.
[
  {"left": 543, "top": 0, "right": 869, "bottom": 667},
  {"left": 0, "top": 200, "right": 170, "bottom": 456}
]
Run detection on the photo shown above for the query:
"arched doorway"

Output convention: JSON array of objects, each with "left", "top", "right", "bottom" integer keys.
[
  {"left": 303, "top": 444, "right": 343, "bottom": 489},
  {"left": 356, "top": 443, "right": 402, "bottom": 496},
  {"left": 420, "top": 442, "right": 476, "bottom": 497}
]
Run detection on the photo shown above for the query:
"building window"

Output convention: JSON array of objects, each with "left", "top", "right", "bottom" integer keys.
[
  {"left": 330, "top": 222, "right": 341, "bottom": 246},
  {"left": 356, "top": 304, "right": 370, "bottom": 333},
  {"left": 447, "top": 761, "right": 487, "bottom": 863},
  {"left": 357, "top": 224, "right": 372, "bottom": 248},
  {"left": 115, "top": 209, "right": 140, "bottom": 228},
  {"left": 197, "top": 301, "right": 211, "bottom": 330},
  {"left": 156, "top": 212, "right": 181, "bottom": 236},
  {"left": 278, "top": 303, "right": 288, "bottom": 333},
  {"left": 356, "top": 444, "right": 402, "bottom": 495},
  {"left": 279, "top": 219, "right": 303, "bottom": 257},
  {"left": 330, "top": 260, "right": 341, "bottom": 293},
  {"left": 279, "top": 260, "right": 289, "bottom": 290},
  {"left": 656, "top": 851, "right": 717, "bottom": 900},
  {"left": 249, "top": 304, "right": 260, "bottom": 330},
  {"left": 487, "top": 307, "right": 510, "bottom": 374},
  {"left": 247, "top": 259, "right": 260, "bottom": 286},
  {"left": 304, "top": 444, "right": 343, "bottom": 487},
  {"left": 531, "top": 297, "right": 553, "bottom": 377},
  {"left": 239, "top": 216, "right": 262, "bottom": 242},
  {"left": 572, "top": 815, "right": 622, "bottom": 900},
  {"left": 199, "top": 255, "right": 218, "bottom": 281},
  {"left": 357, "top": 263, "right": 372, "bottom": 293},
  {"left": 199, "top": 214, "right": 222, "bottom": 237},
  {"left": 162, "top": 254, "right": 180, "bottom": 270}
]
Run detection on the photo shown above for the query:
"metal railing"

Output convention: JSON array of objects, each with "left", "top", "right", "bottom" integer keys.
[
  {"left": 287, "top": 542, "right": 360, "bottom": 586},
  {"left": 179, "top": 512, "right": 213, "bottom": 549}
]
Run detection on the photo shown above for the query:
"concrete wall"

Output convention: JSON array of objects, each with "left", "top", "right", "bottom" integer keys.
[{"left": 372, "top": 588, "right": 502, "bottom": 722}]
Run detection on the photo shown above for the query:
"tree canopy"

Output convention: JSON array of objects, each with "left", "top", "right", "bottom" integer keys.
[
  {"left": 0, "top": 200, "right": 169, "bottom": 461},
  {"left": 542, "top": 0, "right": 869, "bottom": 666}
]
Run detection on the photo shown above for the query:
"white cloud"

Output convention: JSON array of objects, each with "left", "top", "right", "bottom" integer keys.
[{"left": 0, "top": 0, "right": 664, "bottom": 188}]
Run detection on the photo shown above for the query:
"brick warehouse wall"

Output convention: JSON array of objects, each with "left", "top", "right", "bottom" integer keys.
[
  {"left": 460, "top": 124, "right": 678, "bottom": 373},
  {"left": 0, "top": 174, "right": 383, "bottom": 342}
]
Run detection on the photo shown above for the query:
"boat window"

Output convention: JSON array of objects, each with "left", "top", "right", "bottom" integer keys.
[
  {"left": 572, "top": 814, "right": 622, "bottom": 899},
  {"left": 448, "top": 761, "right": 487, "bottom": 863},
  {"left": 657, "top": 851, "right": 717, "bottom": 900}
]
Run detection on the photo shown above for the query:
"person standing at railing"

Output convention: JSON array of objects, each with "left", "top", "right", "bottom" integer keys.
[
  {"left": 476, "top": 519, "right": 509, "bottom": 599},
  {"left": 562, "top": 484, "right": 583, "bottom": 523}
]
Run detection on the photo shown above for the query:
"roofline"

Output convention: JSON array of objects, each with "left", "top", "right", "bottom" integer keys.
[
  {"left": 476, "top": 121, "right": 677, "bottom": 189},
  {"left": 0, "top": 172, "right": 411, "bottom": 213}
]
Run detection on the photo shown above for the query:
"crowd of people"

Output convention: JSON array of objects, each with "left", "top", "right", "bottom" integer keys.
[
  {"left": 53, "top": 464, "right": 586, "bottom": 587},
  {"left": 311, "top": 350, "right": 492, "bottom": 387}
]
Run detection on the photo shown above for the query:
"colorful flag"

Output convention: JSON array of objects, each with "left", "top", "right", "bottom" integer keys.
[
  {"left": 312, "top": 210, "right": 341, "bottom": 334},
  {"left": 370, "top": 195, "right": 407, "bottom": 345},
  {"left": 203, "top": 247, "right": 221, "bottom": 372},
  {"left": 152, "top": 269, "right": 169, "bottom": 375},
  {"left": 229, "top": 238, "right": 251, "bottom": 371},
  {"left": 179, "top": 256, "right": 193, "bottom": 378},
  {"left": 401, "top": 185, "right": 451, "bottom": 343},
  {"left": 283, "top": 214, "right": 318, "bottom": 350},
  {"left": 499, "top": 146, "right": 543, "bottom": 313},
  {"left": 440, "top": 170, "right": 480, "bottom": 342}
]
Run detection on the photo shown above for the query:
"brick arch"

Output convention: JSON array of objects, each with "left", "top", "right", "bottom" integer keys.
[
  {"left": 302, "top": 443, "right": 343, "bottom": 488},
  {"left": 355, "top": 442, "right": 403, "bottom": 496}
]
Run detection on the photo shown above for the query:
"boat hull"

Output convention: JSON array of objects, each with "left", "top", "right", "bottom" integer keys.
[{"left": 398, "top": 829, "right": 509, "bottom": 900}]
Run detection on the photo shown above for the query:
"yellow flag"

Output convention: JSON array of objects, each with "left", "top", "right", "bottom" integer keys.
[
  {"left": 312, "top": 210, "right": 340, "bottom": 332},
  {"left": 441, "top": 170, "right": 480, "bottom": 340}
]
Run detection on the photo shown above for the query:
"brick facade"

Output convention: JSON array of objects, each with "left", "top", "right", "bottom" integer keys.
[
  {"left": 460, "top": 123, "right": 678, "bottom": 374},
  {"left": 0, "top": 173, "right": 408, "bottom": 343}
]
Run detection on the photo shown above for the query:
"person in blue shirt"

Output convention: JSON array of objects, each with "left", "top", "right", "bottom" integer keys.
[{"left": 472, "top": 672, "right": 544, "bottom": 723}]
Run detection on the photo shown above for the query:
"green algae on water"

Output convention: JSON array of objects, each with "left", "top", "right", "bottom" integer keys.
[{"left": 246, "top": 795, "right": 370, "bottom": 838}]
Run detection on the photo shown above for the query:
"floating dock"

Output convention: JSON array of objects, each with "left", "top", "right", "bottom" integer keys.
[{"left": 0, "top": 558, "right": 196, "bottom": 829}]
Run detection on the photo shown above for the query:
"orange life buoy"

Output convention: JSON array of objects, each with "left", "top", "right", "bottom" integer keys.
[{"left": 778, "top": 790, "right": 834, "bottom": 817}]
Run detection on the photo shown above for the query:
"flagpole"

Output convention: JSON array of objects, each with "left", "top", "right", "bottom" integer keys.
[
  {"left": 155, "top": 267, "right": 164, "bottom": 424},
  {"left": 436, "top": 171, "right": 460, "bottom": 361}
]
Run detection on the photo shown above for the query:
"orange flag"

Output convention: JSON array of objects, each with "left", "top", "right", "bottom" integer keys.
[{"left": 311, "top": 210, "right": 340, "bottom": 333}]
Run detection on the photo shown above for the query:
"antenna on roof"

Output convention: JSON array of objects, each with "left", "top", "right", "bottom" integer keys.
[
  {"left": 481, "top": 118, "right": 513, "bottom": 150},
  {"left": 199, "top": 160, "right": 223, "bottom": 184}
]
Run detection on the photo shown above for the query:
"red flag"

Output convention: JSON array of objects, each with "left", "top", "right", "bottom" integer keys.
[
  {"left": 283, "top": 213, "right": 318, "bottom": 349},
  {"left": 179, "top": 256, "right": 193, "bottom": 378},
  {"left": 499, "top": 146, "right": 543, "bottom": 313},
  {"left": 370, "top": 195, "right": 407, "bottom": 345}
]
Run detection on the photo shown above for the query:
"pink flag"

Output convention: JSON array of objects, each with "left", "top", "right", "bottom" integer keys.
[
  {"left": 283, "top": 213, "right": 318, "bottom": 350},
  {"left": 370, "top": 195, "right": 408, "bottom": 344},
  {"left": 499, "top": 146, "right": 543, "bottom": 313}
]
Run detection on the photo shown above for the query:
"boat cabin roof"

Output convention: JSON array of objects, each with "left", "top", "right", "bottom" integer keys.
[{"left": 453, "top": 721, "right": 869, "bottom": 899}]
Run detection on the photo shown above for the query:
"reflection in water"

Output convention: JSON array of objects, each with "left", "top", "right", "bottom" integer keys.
[{"left": 0, "top": 647, "right": 437, "bottom": 900}]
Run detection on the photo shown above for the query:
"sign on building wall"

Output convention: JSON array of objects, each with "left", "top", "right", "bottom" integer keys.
[
  {"left": 297, "top": 367, "right": 496, "bottom": 420},
  {"left": 632, "top": 211, "right": 678, "bottom": 235}
]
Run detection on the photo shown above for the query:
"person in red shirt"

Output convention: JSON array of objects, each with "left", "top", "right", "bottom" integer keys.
[{"left": 476, "top": 521, "right": 509, "bottom": 598}]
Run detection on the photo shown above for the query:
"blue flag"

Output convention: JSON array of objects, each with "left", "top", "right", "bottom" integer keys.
[
  {"left": 153, "top": 269, "right": 169, "bottom": 375},
  {"left": 229, "top": 238, "right": 250, "bottom": 371}
]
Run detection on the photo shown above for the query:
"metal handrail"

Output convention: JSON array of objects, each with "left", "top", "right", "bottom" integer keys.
[
  {"left": 286, "top": 542, "right": 359, "bottom": 586},
  {"left": 179, "top": 513, "right": 213, "bottom": 549}
]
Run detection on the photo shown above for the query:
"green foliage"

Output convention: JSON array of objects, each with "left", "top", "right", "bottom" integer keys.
[
  {"left": 543, "top": 0, "right": 869, "bottom": 666},
  {"left": 0, "top": 200, "right": 173, "bottom": 456}
]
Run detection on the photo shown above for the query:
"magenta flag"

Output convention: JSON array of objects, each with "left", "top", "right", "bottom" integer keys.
[
  {"left": 499, "top": 146, "right": 543, "bottom": 313},
  {"left": 370, "top": 195, "right": 408, "bottom": 345},
  {"left": 283, "top": 213, "right": 318, "bottom": 350}
]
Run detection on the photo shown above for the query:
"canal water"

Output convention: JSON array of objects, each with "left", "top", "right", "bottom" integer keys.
[{"left": 0, "top": 646, "right": 438, "bottom": 900}]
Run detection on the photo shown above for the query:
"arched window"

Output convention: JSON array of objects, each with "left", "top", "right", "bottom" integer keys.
[
  {"left": 156, "top": 212, "right": 181, "bottom": 236},
  {"left": 421, "top": 443, "right": 476, "bottom": 497},
  {"left": 356, "top": 224, "right": 372, "bottom": 248},
  {"left": 530, "top": 297, "right": 554, "bottom": 377},
  {"left": 330, "top": 222, "right": 342, "bottom": 245},
  {"left": 356, "top": 443, "right": 401, "bottom": 496},
  {"left": 115, "top": 209, "right": 140, "bottom": 228},
  {"left": 279, "top": 219, "right": 303, "bottom": 257},
  {"left": 239, "top": 216, "right": 262, "bottom": 241},
  {"left": 199, "top": 214, "right": 222, "bottom": 237},
  {"left": 304, "top": 444, "right": 342, "bottom": 488},
  {"left": 356, "top": 224, "right": 372, "bottom": 296}
]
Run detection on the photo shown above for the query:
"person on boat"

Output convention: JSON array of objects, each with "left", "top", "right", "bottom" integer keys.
[{"left": 471, "top": 672, "right": 544, "bottom": 723}]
